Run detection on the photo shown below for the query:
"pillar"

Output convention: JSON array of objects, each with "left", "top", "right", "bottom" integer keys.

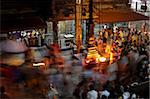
[
  {"left": 53, "top": 20, "right": 58, "bottom": 44},
  {"left": 75, "top": 0, "right": 82, "bottom": 53},
  {"left": 52, "top": 0, "right": 58, "bottom": 44},
  {"left": 88, "top": 0, "right": 94, "bottom": 39}
]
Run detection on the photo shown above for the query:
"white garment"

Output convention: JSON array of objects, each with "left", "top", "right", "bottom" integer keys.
[
  {"left": 47, "top": 90, "right": 57, "bottom": 99},
  {"left": 123, "top": 92, "right": 130, "bottom": 99},
  {"left": 133, "top": 52, "right": 139, "bottom": 61},
  {"left": 113, "top": 26, "right": 118, "bottom": 33},
  {"left": 87, "top": 90, "right": 98, "bottom": 99},
  {"left": 100, "top": 90, "right": 110, "bottom": 98},
  {"left": 131, "top": 93, "right": 136, "bottom": 99}
]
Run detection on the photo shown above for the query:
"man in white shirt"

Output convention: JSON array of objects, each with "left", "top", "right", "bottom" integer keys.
[
  {"left": 87, "top": 85, "right": 98, "bottom": 99},
  {"left": 99, "top": 90, "right": 110, "bottom": 99},
  {"left": 122, "top": 91, "right": 130, "bottom": 99}
]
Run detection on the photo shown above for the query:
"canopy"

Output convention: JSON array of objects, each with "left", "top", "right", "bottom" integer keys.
[{"left": 95, "top": 9, "right": 149, "bottom": 23}]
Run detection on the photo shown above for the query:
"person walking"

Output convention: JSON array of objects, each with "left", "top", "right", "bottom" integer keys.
[
  {"left": 87, "top": 84, "right": 98, "bottom": 99},
  {"left": 0, "top": 86, "right": 10, "bottom": 99},
  {"left": 47, "top": 83, "right": 59, "bottom": 99}
]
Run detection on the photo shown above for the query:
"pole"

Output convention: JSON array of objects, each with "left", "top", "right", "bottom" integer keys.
[{"left": 135, "top": 2, "right": 137, "bottom": 11}]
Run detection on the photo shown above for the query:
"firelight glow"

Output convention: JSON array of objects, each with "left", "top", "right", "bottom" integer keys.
[{"left": 99, "top": 57, "right": 106, "bottom": 62}]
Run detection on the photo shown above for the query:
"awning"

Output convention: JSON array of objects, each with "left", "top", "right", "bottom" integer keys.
[
  {"left": 1, "top": 17, "right": 46, "bottom": 33},
  {"left": 48, "top": 13, "right": 98, "bottom": 21},
  {"left": 95, "top": 9, "right": 149, "bottom": 23}
]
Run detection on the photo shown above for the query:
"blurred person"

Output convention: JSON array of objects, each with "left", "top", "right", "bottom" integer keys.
[
  {"left": 131, "top": 93, "right": 136, "bottom": 99},
  {"left": 87, "top": 84, "right": 98, "bottom": 99},
  {"left": 119, "top": 29, "right": 124, "bottom": 39},
  {"left": 82, "top": 69, "right": 94, "bottom": 79},
  {"left": 81, "top": 85, "right": 89, "bottom": 99},
  {"left": 99, "top": 81, "right": 111, "bottom": 99},
  {"left": 101, "top": 95, "right": 107, "bottom": 99},
  {"left": 63, "top": 72, "right": 74, "bottom": 97},
  {"left": 113, "top": 25, "right": 118, "bottom": 33},
  {"left": 0, "top": 86, "right": 10, "bottom": 99},
  {"left": 97, "top": 37, "right": 103, "bottom": 53},
  {"left": 10, "top": 67, "right": 25, "bottom": 87},
  {"left": 43, "top": 56, "right": 52, "bottom": 69},
  {"left": 99, "top": 89, "right": 110, "bottom": 99},
  {"left": 47, "top": 83, "right": 59, "bottom": 99},
  {"left": 102, "top": 36, "right": 107, "bottom": 44},
  {"left": 120, "top": 85, "right": 131, "bottom": 99},
  {"left": 122, "top": 91, "right": 130, "bottom": 99},
  {"left": 73, "top": 84, "right": 82, "bottom": 99},
  {"left": 25, "top": 48, "right": 33, "bottom": 63}
]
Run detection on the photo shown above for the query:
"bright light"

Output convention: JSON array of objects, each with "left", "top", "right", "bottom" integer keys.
[
  {"left": 110, "top": 52, "right": 113, "bottom": 64},
  {"left": 76, "top": 0, "right": 81, "bottom": 4},
  {"left": 96, "top": 58, "right": 99, "bottom": 63},
  {"left": 85, "top": 60, "right": 90, "bottom": 63},
  {"left": 64, "top": 34, "right": 74, "bottom": 38},
  {"left": 33, "top": 63, "right": 45, "bottom": 67},
  {"left": 99, "top": 57, "right": 106, "bottom": 62}
]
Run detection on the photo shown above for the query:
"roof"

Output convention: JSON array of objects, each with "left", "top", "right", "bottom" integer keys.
[
  {"left": 95, "top": 9, "right": 149, "bottom": 23},
  {"left": 1, "top": 0, "right": 149, "bottom": 33}
]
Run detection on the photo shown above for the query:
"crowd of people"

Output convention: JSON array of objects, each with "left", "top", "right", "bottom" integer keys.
[
  {"left": 97, "top": 27, "right": 149, "bottom": 61},
  {"left": 73, "top": 79, "right": 143, "bottom": 99},
  {"left": 0, "top": 25, "right": 149, "bottom": 99},
  {"left": 72, "top": 26, "right": 149, "bottom": 99},
  {"left": 45, "top": 26, "right": 149, "bottom": 99}
]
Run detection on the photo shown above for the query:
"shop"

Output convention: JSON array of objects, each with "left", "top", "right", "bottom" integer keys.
[
  {"left": 0, "top": 17, "right": 47, "bottom": 66},
  {"left": 8, "top": 29, "right": 45, "bottom": 47}
]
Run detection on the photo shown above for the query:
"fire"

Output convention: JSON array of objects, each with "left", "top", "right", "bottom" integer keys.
[{"left": 86, "top": 46, "right": 107, "bottom": 63}]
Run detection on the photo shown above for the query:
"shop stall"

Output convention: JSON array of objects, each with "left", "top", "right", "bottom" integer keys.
[{"left": 0, "top": 17, "right": 47, "bottom": 67}]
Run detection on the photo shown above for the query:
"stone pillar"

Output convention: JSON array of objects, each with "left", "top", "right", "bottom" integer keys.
[
  {"left": 53, "top": 20, "right": 58, "bottom": 44},
  {"left": 52, "top": 0, "right": 58, "bottom": 44},
  {"left": 85, "top": 20, "right": 88, "bottom": 43},
  {"left": 88, "top": 0, "right": 94, "bottom": 39},
  {"left": 75, "top": 0, "right": 82, "bottom": 53}
]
